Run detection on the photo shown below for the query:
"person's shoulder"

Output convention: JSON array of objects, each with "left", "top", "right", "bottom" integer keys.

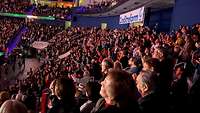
[
  {"left": 95, "top": 98, "right": 105, "bottom": 107},
  {"left": 91, "top": 98, "right": 105, "bottom": 113}
]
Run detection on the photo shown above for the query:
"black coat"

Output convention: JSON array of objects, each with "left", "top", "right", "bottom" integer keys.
[
  {"left": 138, "top": 92, "right": 170, "bottom": 113},
  {"left": 91, "top": 98, "right": 140, "bottom": 113},
  {"left": 48, "top": 99, "right": 80, "bottom": 113}
]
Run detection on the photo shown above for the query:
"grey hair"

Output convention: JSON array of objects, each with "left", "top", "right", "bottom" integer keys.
[{"left": 0, "top": 100, "right": 28, "bottom": 113}]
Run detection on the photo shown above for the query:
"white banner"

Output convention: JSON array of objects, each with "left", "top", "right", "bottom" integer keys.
[
  {"left": 32, "top": 41, "right": 49, "bottom": 50},
  {"left": 101, "top": 23, "right": 107, "bottom": 30},
  {"left": 119, "top": 6, "right": 145, "bottom": 24},
  {"left": 58, "top": 50, "right": 72, "bottom": 59}
]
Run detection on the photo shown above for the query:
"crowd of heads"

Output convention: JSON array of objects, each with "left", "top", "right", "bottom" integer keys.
[
  {"left": 0, "top": 17, "right": 24, "bottom": 52},
  {"left": 33, "top": 4, "right": 72, "bottom": 20},
  {"left": 77, "top": 0, "right": 121, "bottom": 14},
  {"left": 85, "top": 0, "right": 115, "bottom": 13},
  {"left": 1, "top": 15, "right": 200, "bottom": 113},
  {"left": 0, "top": 0, "right": 31, "bottom": 14},
  {"left": 0, "top": 1, "right": 71, "bottom": 20}
]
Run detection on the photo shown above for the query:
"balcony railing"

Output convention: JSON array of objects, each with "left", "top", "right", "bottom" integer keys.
[{"left": 74, "top": 0, "right": 129, "bottom": 14}]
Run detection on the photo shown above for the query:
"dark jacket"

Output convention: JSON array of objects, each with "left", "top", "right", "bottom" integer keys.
[
  {"left": 48, "top": 99, "right": 80, "bottom": 113},
  {"left": 138, "top": 92, "right": 170, "bottom": 113},
  {"left": 170, "top": 76, "right": 188, "bottom": 113},
  {"left": 120, "top": 56, "right": 129, "bottom": 69},
  {"left": 91, "top": 98, "right": 140, "bottom": 113}
]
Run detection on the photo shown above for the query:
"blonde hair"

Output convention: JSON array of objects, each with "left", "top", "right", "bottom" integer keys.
[
  {"left": 0, "top": 100, "right": 27, "bottom": 113},
  {"left": 0, "top": 91, "right": 10, "bottom": 106}
]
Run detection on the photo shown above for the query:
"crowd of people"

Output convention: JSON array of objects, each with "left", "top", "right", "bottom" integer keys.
[
  {"left": 85, "top": 0, "right": 114, "bottom": 12},
  {"left": 1, "top": 16, "right": 200, "bottom": 113},
  {"left": 0, "top": 17, "right": 25, "bottom": 91},
  {"left": 33, "top": 4, "right": 72, "bottom": 20},
  {"left": 80, "top": 0, "right": 124, "bottom": 13},
  {"left": 21, "top": 23, "right": 64, "bottom": 48},
  {"left": 0, "top": 17, "right": 25, "bottom": 54},
  {"left": 0, "top": 0, "right": 72, "bottom": 20},
  {"left": 0, "top": 0, "right": 120, "bottom": 20},
  {"left": 0, "top": 0, "right": 31, "bottom": 14}
]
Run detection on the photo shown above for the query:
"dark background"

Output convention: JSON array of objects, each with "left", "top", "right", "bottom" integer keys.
[{"left": 49, "top": 0, "right": 74, "bottom": 2}]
